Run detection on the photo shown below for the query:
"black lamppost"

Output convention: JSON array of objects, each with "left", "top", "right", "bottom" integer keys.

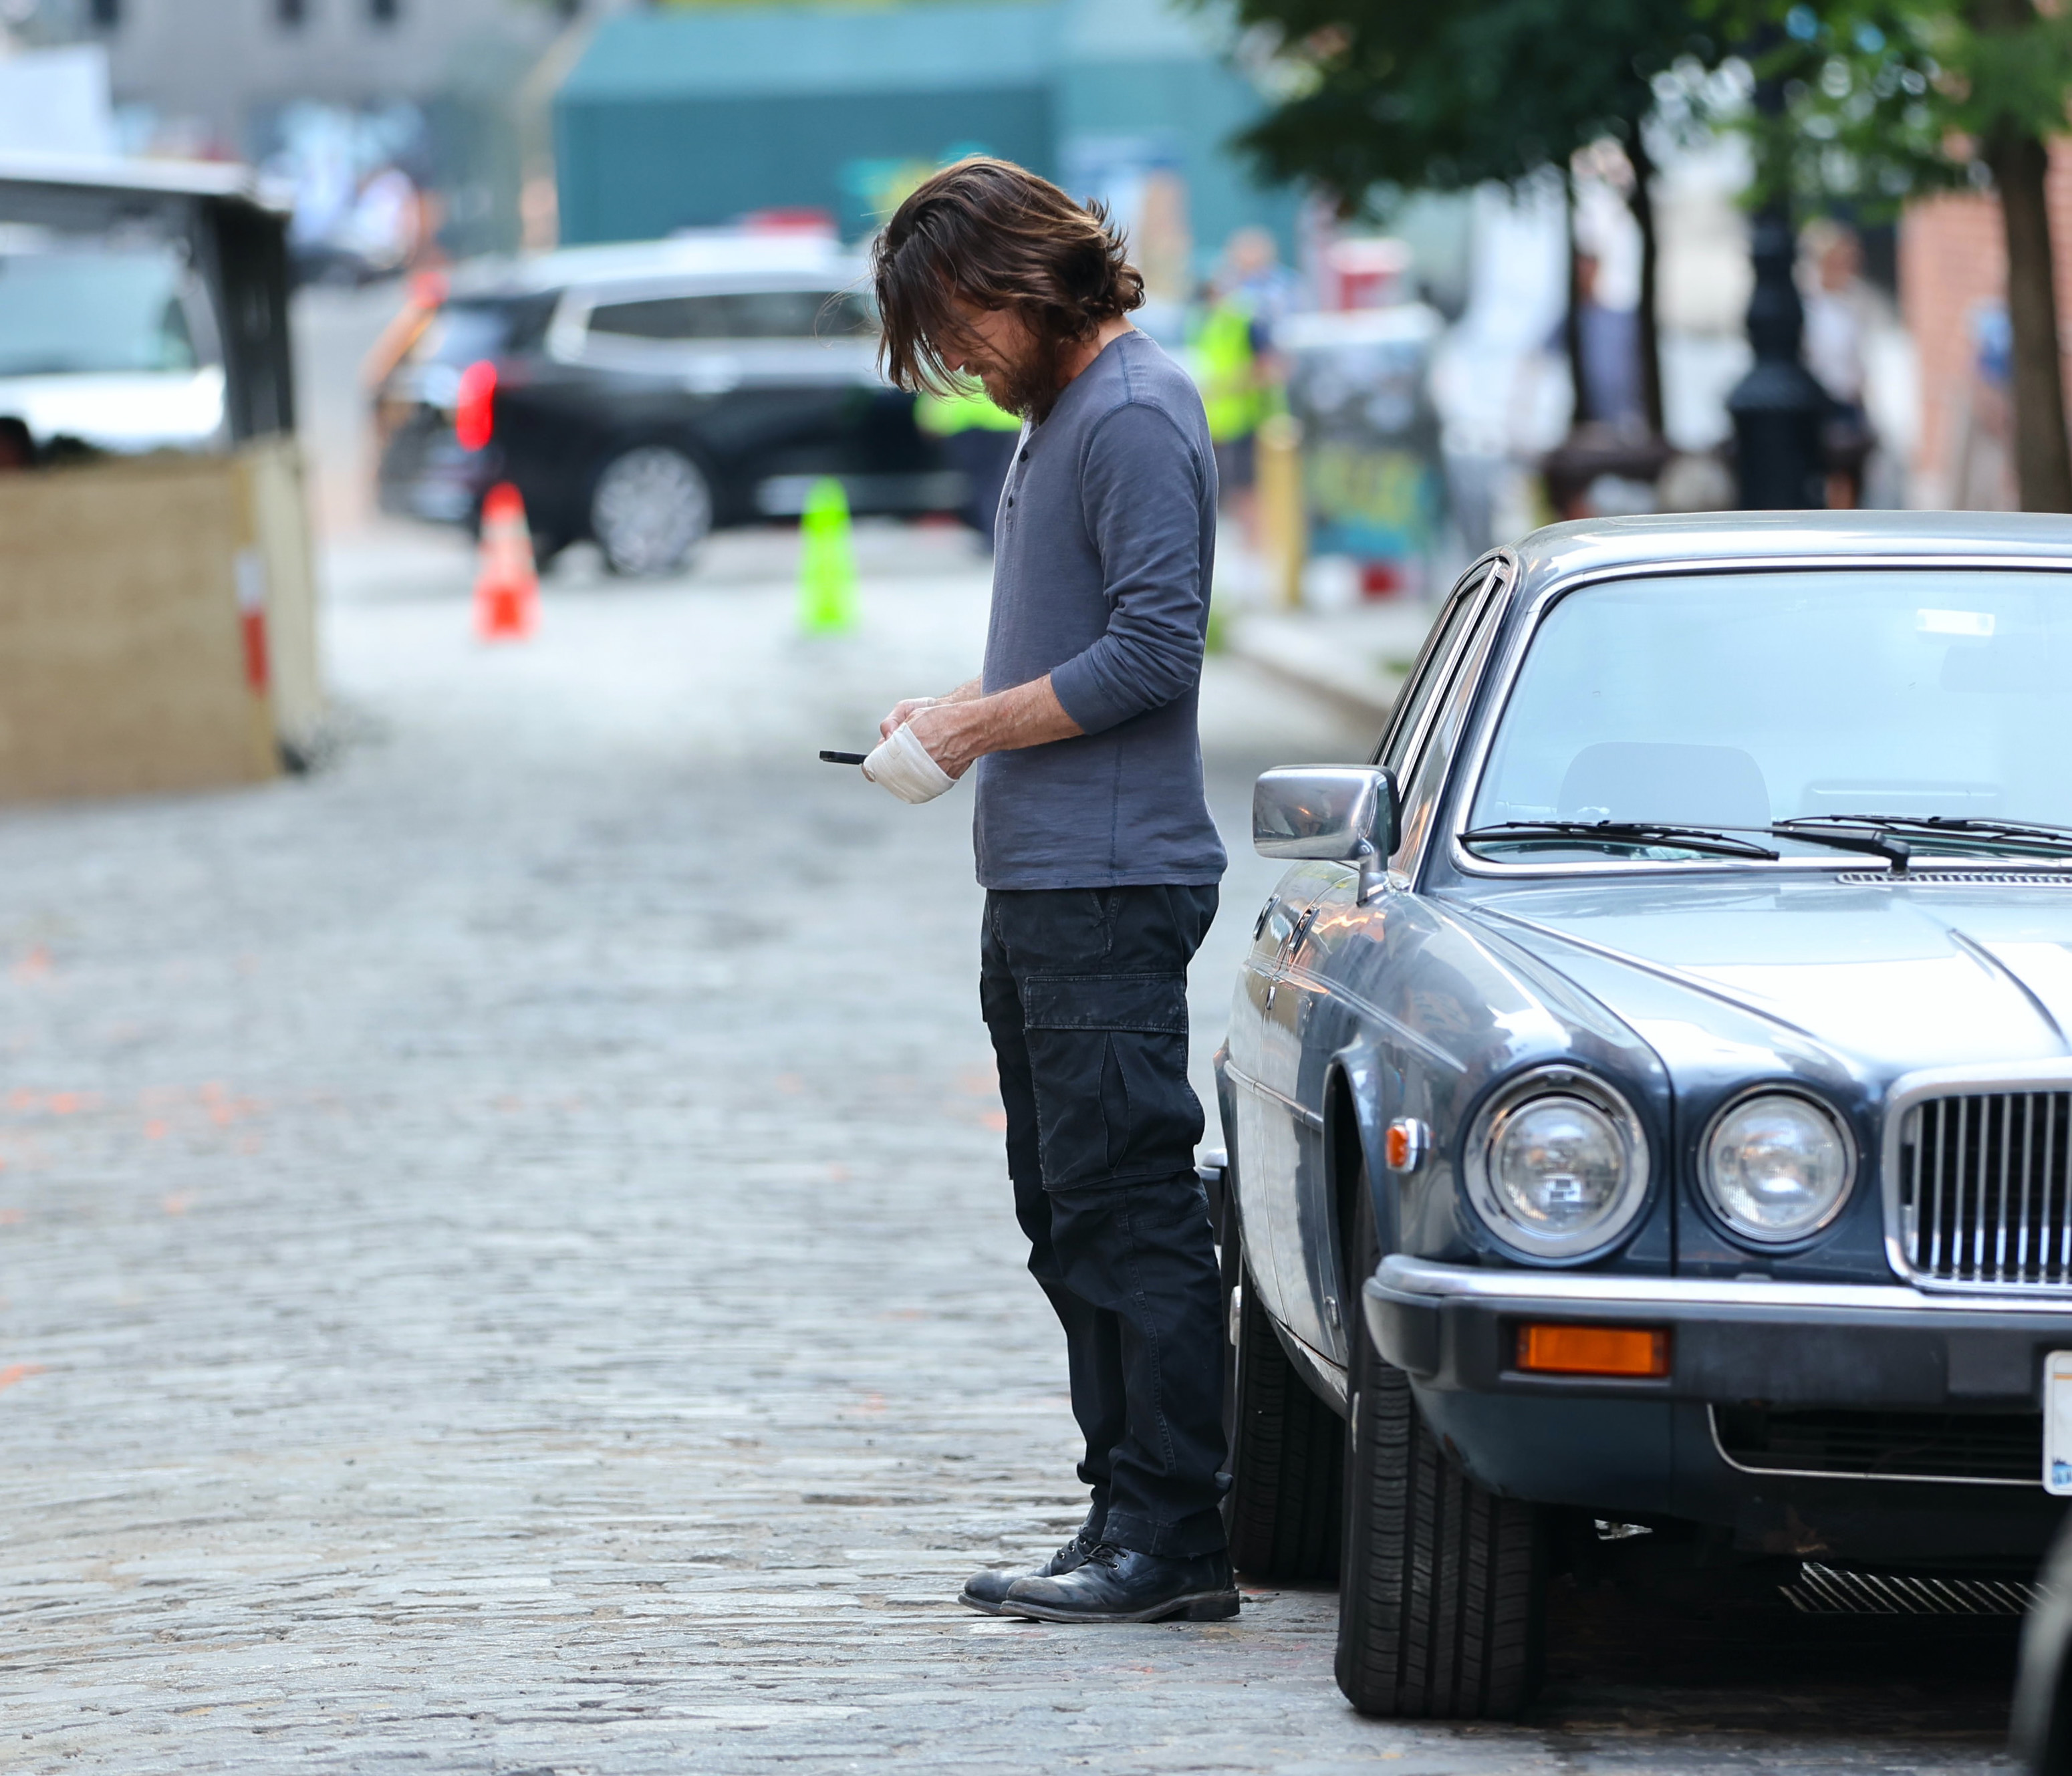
[{"left": 1726, "top": 73, "right": 1827, "bottom": 509}]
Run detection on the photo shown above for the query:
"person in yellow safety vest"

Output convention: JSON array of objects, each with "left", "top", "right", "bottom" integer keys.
[
  {"left": 917, "top": 379, "right": 1023, "bottom": 550},
  {"left": 1188, "top": 286, "right": 1273, "bottom": 533}
]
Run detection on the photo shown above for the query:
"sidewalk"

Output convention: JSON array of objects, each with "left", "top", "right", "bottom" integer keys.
[{"left": 1224, "top": 596, "right": 1439, "bottom": 729}]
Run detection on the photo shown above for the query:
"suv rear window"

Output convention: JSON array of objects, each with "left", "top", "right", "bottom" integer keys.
[
  {"left": 416, "top": 295, "right": 557, "bottom": 366},
  {"left": 587, "top": 289, "right": 871, "bottom": 342}
]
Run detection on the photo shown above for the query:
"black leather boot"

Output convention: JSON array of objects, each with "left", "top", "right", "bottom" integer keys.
[
  {"left": 959, "top": 1532, "right": 1097, "bottom": 1614},
  {"left": 998, "top": 1543, "right": 1239, "bottom": 1623}
]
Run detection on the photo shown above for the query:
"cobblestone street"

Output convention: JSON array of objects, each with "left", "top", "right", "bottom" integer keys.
[{"left": 0, "top": 524, "right": 2025, "bottom": 1773}]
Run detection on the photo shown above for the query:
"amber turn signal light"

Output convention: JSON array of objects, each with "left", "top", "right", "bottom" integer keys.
[{"left": 1515, "top": 1322, "right": 1670, "bottom": 1378}]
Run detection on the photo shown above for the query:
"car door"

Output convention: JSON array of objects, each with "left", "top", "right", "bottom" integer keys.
[{"left": 1251, "top": 561, "right": 1505, "bottom": 1364}]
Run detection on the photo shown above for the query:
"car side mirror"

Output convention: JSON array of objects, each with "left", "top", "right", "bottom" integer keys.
[{"left": 1253, "top": 765, "right": 1400, "bottom": 902}]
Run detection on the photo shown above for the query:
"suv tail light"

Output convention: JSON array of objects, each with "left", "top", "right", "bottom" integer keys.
[{"left": 454, "top": 359, "right": 497, "bottom": 451}]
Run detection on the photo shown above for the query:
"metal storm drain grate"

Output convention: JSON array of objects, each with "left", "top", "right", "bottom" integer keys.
[{"left": 1780, "top": 1562, "right": 2041, "bottom": 1616}]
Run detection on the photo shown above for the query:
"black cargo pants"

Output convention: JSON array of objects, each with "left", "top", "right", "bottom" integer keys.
[{"left": 980, "top": 884, "right": 1227, "bottom": 1558}]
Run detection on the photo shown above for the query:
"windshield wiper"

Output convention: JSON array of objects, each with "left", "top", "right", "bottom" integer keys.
[
  {"left": 1460, "top": 819, "right": 1781, "bottom": 861},
  {"left": 1777, "top": 814, "right": 2072, "bottom": 862}
]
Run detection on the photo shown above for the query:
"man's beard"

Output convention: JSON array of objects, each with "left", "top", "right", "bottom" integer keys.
[{"left": 981, "top": 331, "right": 1070, "bottom": 424}]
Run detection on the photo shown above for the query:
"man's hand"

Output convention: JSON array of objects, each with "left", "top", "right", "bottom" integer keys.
[
  {"left": 880, "top": 698, "right": 936, "bottom": 739},
  {"left": 902, "top": 675, "right": 1082, "bottom": 779},
  {"left": 879, "top": 677, "right": 981, "bottom": 741}
]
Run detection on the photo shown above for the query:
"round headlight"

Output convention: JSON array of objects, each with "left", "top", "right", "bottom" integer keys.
[
  {"left": 1702, "top": 1092, "right": 1854, "bottom": 1243},
  {"left": 1464, "top": 1069, "right": 1651, "bottom": 1259}
]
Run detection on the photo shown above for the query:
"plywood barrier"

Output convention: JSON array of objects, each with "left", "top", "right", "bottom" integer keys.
[{"left": 0, "top": 447, "right": 321, "bottom": 801}]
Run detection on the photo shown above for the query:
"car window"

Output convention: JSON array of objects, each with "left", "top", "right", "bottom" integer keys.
[
  {"left": 586, "top": 289, "right": 872, "bottom": 343},
  {"left": 1466, "top": 568, "right": 2072, "bottom": 859},
  {"left": 1393, "top": 582, "right": 1505, "bottom": 869},
  {"left": 415, "top": 295, "right": 557, "bottom": 365},
  {"left": 1372, "top": 564, "right": 1488, "bottom": 773},
  {"left": 0, "top": 245, "right": 208, "bottom": 376}
]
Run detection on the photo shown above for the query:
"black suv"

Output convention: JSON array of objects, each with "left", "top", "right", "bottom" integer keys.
[{"left": 373, "top": 235, "right": 960, "bottom": 574}]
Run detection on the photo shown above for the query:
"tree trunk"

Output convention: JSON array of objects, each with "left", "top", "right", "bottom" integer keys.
[
  {"left": 1628, "top": 126, "right": 1666, "bottom": 439},
  {"left": 1563, "top": 169, "right": 1589, "bottom": 424},
  {"left": 1984, "top": 126, "right": 2072, "bottom": 511}
]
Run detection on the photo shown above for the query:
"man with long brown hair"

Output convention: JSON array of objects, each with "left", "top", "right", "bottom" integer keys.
[{"left": 864, "top": 158, "right": 1235, "bottom": 1625}]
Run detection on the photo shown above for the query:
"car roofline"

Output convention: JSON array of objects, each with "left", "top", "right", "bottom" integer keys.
[
  {"left": 443, "top": 236, "right": 867, "bottom": 303},
  {"left": 1507, "top": 511, "right": 2072, "bottom": 609}
]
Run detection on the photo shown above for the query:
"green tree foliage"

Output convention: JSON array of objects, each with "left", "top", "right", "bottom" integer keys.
[
  {"left": 1227, "top": 0, "right": 1730, "bottom": 435},
  {"left": 1742, "top": 0, "right": 2072, "bottom": 507},
  {"left": 1235, "top": 0, "right": 1712, "bottom": 193},
  {"left": 1744, "top": 0, "right": 2072, "bottom": 202}
]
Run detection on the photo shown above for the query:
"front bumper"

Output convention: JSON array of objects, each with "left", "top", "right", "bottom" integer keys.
[
  {"left": 1366, "top": 1255, "right": 2072, "bottom": 1407},
  {"left": 1365, "top": 1256, "right": 2072, "bottom": 1559}
]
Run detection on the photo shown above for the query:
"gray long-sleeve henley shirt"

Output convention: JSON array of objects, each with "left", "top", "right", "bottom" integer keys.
[{"left": 973, "top": 330, "right": 1228, "bottom": 891}]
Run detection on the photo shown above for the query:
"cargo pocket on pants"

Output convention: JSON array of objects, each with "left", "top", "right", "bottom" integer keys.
[{"left": 1021, "top": 973, "right": 1203, "bottom": 1190}]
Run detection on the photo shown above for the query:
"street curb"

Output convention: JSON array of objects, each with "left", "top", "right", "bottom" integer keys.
[{"left": 1231, "top": 640, "right": 1397, "bottom": 728}]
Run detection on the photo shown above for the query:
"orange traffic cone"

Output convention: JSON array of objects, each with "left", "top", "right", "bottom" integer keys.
[{"left": 473, "top": 482, "right": 539, "bottom": 642}]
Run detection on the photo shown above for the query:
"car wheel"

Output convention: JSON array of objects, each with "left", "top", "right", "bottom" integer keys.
[
  {"left": 1221, "top": 1172, "right": 1343, "bottom": 1581},
  {"left": 590, "top": 445, "right": 713, "bottom": 576},
  {"left": 1335, "top": 1170, "right": 1545, "bottom": 1719}
]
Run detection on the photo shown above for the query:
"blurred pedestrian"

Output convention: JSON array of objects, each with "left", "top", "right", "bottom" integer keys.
[
  {"left": 1801, "top": 221, "right": 1877, "bottom": 508},
  {"left": 1952, "top": 300, "right": 2017, "bottom": 511},
  {"left": 866, "top": 156, "right": 1235, "bottom": 1626},
  {"left": 916, "top": 377, "right": 1022, "bottom": 545},
  {"left": 1571, "top": 251, "right": 1643, "bottom": 431},
  {"left": 1190, "top": 277, "right": 1267, "bottom": 531},
  {"left": 1217, "top": 225, "right": 1300, "bottom": 333}
]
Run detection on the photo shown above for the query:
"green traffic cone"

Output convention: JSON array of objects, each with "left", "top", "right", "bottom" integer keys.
[{"left": 798, "top": 476, "right": 858, "bottom": 635}]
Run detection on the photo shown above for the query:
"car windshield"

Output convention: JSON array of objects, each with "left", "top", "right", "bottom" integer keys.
[
  {"left": 0, "top": 247, "right": 205, "bottom": 378},
  {"left": 1467, "top": 569, "right": 2072, "bottom": 863}
]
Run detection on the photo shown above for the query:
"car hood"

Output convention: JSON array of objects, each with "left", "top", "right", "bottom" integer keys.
[{"left": 1453, "top": 874, "right": 2072, "bottom": 1080}]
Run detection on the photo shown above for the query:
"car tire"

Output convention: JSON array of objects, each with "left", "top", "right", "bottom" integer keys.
[
  {"left": 590, "top": 445, "right": 713, "bottom": 577},
  {"left": 1221, "top": 1184, "right": 1343, "bottom": 1581},
  {"left": 1335, "top": 1172, "right": 1545, "bottom": 1719}
]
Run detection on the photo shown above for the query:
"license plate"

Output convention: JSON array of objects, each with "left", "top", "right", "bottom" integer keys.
[{"left": 2047, "top": 1352, "right": 2072, "bottom": 1494}]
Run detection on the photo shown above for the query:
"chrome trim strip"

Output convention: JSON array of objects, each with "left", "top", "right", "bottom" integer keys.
[
  {"left": 1224, "top": 1056, "right": 1325, "bottom": 1131},
  {"left": 1444, "top": 555, "right": 2072, "bottom": 881},
  {"left": 1705, "top": 1406, "right": 2036, "bottom": 1489},
  {"left": 1278, "top": 957, "right": 1469, "bottom": 1077},
  {"left": 1399, "top": 570, "right": 1511, "bottom": 884},
  {"left": 1273, "top": 1316, "right": 1349, "bottom": 1410},
  {"left": 1375, "top": 553, "right": 1511, "bottom": 781},
  {"left": 1882, "top": 1062, "right": 2072, "bottom": 1294},
  {"left": 1370, "top": 1251, "right": 2072, "bottom": 1315}
]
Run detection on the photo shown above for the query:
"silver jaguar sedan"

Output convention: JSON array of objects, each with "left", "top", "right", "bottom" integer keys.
[{"left": 1212, "top": 511, "right": 2072, "bottom": 1719}]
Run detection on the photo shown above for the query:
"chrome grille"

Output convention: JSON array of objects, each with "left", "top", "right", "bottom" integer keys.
[{"left": 1897, "top": 1092, "right": 2072, "bottom": 1289}]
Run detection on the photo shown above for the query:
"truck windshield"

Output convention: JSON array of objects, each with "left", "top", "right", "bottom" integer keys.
[
  {"left": 1468, "top": 569, "right": 2072, "bottom": 861},
  {"left": 0, "top": 247, "right": 204, "bottom": 378}
]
